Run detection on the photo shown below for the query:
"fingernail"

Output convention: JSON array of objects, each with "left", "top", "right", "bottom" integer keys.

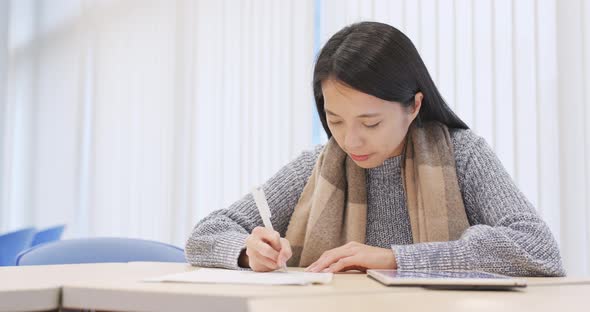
[{"left": 322, "top": 268, "right": 330, "bottom": 273}]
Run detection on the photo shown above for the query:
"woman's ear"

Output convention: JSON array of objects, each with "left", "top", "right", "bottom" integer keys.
[{"left": 410, "top": 92, "right": 423, "bottom": 119}]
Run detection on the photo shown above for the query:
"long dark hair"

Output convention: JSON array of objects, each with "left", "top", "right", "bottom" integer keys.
[{"left": 313, "top": 22, "right": 468, "bottom": 138}]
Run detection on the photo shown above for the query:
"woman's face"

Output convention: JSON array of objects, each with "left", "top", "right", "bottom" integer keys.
[{"left": 322, "top": 79, "right": 422, "bottom": 169}]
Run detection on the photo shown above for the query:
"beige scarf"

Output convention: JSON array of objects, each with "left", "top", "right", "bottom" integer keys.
[{"left": 284, "top": 121, "right": 470, "bottom": 267}]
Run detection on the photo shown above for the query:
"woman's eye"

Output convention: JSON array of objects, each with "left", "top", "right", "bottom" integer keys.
[
  {"left": 328, "top": 120, "right": 342, "bottom": 125},
  {"left": 365, "top": 122, "right": 381, "bottom": 128}
]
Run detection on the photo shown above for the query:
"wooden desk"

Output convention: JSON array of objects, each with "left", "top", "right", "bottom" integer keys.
[
  {"left": 62, "top": 262, "right": 399, "bottom": 311},
  {"left": 249, "top": 282, "right": 590, "bottom": 312},
  {"left": 60, "top": 263, "right": 590, "bottom": 312},
  {"left": 2, "top": 262, "right": 589, "bottom": 312},
  {"left": 0, "top": 262, "right": 185, "bottom": 312}
]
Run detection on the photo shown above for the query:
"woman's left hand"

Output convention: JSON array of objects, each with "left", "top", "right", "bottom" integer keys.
[{"left": 304, "top": 241, "right": 397, "bottom": 273}]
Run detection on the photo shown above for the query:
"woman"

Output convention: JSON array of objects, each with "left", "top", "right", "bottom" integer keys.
[{"left": 185, "top": 22, "right": 564, "bottom": 276}]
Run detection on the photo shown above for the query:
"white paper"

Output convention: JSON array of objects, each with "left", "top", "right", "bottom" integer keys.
[{"left": 143, "top": 268, "right": 333, "bottom": 286}]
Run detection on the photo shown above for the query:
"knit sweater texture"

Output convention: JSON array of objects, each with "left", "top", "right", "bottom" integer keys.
[{"left": 185, "top": 129, "right": 565, "bottom": 276}]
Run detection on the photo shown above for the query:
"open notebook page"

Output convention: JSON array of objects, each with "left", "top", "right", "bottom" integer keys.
[{"left": 143, "top": 268, "right": 333, "bottom": 286}]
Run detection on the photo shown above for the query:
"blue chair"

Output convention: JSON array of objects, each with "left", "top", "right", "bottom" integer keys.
[
  {"left": 0, "top": 227, "right": 36, "bottom": 266},
  {"left": 16, "top": 237, "right": 186, "bottom": 266},
  {"left": 31, "top": 224, "right": 66, "bottom": 246}
]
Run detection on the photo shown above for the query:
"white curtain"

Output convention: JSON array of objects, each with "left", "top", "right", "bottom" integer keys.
[
  {"left": 0, "top": 0, "right": 314, "bottom": 246},
  {"left": 1, "top": 0, "right": 588, "bottom": 276},
  {"left": 556, "top": 0, "right": 590, "bottom": 278}
]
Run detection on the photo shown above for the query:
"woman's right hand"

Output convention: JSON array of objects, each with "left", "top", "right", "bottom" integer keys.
[{"left": 239, "top": 226, "right": 292, "bottom": 272}]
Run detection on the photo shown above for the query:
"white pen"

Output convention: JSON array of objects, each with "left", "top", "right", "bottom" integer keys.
[{"left": 251, "top": 187, "right": 288, "bottom": 272}]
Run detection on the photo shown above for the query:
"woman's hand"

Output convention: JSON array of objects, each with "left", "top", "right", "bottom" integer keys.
[
  {"left": 304, "top": 241, "right": 397, "bottom": 273},
  {"left": 240, "top": 226, "right": 292, "bottom": 272}
]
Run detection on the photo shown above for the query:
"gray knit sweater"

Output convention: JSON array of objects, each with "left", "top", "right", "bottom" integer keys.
[{"left": 185, "top": 128, "right": 565, "bottom": 277}]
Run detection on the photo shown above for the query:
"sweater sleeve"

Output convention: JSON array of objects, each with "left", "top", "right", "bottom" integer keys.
[
  {"left": 391, "top": 131, "right": 565, "bottom": 277},
  {"left": 184, "top": 145, "right": 322, "bottom": 270}
]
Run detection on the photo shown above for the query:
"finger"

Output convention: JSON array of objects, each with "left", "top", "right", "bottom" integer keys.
[
  {"left": 256, "top": 229, "right": 282, "bottom": 252},
  {"left": 306, "top": 249, "right": 342, "bottom": 272},
  {"left": 277, "top": 238, "right": 293, "bottom": 265},
  {"left": 306, "top": 257, "right": 326, "bottom": 272},
  {"left": 255, "top": 239, "right": 280, "bottom": 262},
  {"left": 249, "top": 249, "right": 280, "bottom": 271},
  {"left": 305, "top": 250, "right": 334, "bottom": 272},
  {"left": 325, "top": 256, "right": 356, "bottom": 273},
  {"left": 310, "top": 242, "right": 360, "bottom": 270},
  {"left": 307, "top": 247, "right": 354, "bottom": 273}
]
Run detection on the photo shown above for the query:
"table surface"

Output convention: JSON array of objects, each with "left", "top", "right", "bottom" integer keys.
[{"left": 2, "top": 262, "right": 589, "bottom": 312}]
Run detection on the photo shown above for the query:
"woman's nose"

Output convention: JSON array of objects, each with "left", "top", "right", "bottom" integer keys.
[{"left": 344, "top": 130, "right": 363, "bottom": 151}]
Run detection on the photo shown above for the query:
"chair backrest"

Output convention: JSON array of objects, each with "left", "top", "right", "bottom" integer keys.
[
  {"left": 31, "top": 224, "right": 66, "bottom": 246},
  {"left": 0, "top": 227, "right": 36, "bottom": 266},
  {"left": 16, "top": 237, "right": 186, "bottom": 266}
]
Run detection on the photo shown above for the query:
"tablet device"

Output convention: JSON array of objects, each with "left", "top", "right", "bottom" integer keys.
[{"left": 367, "top": 270, "right": 527, "bottom": 290}]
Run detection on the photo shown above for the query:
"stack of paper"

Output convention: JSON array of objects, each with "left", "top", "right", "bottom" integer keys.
[{"left": 144, "top": 268, "right": 333, "bottom": 286}]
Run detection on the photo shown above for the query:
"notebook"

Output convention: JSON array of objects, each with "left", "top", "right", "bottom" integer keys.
[
  {"left": 144, "top": 268, "right": 333, "bottom": 286},
  {"left": 367, "top": 270, "right": 527, "bottom": 290}
]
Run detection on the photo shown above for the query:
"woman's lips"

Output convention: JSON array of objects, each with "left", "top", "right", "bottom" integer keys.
[{"left": 350, "top": 153, "right": 371, "bottom": 161}]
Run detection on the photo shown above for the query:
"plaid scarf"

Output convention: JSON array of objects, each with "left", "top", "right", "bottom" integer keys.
[{"left": 284, "top": 121, "right": 470, "bottom": 267}]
